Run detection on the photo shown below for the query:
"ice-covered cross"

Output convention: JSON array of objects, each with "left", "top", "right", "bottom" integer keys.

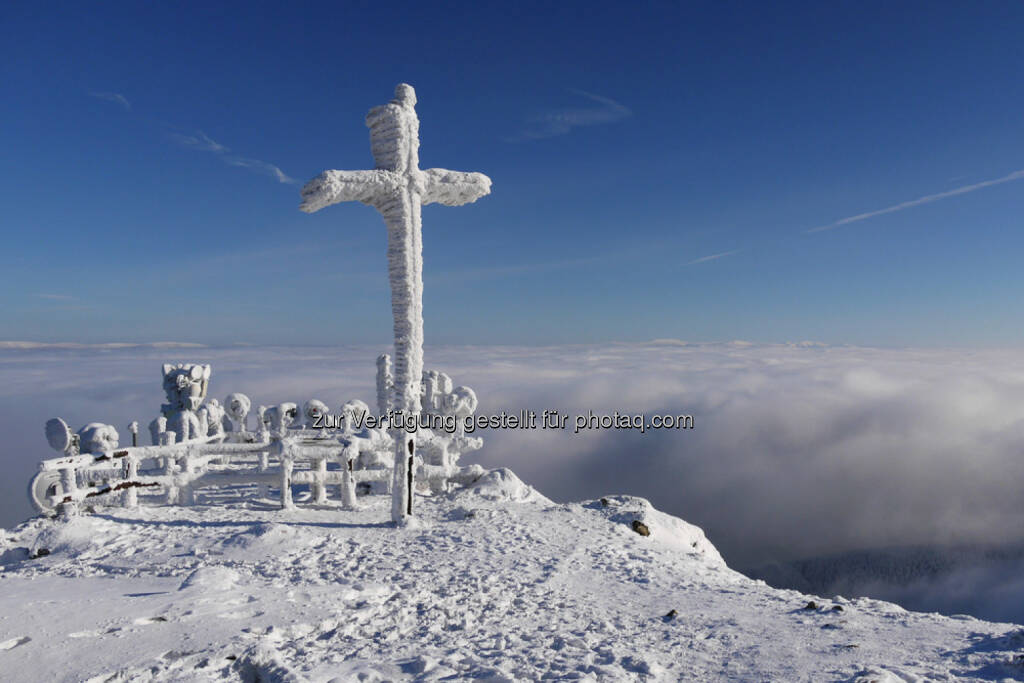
[{"left": 299, "top": 84, "right": 491, "bottom": 524}]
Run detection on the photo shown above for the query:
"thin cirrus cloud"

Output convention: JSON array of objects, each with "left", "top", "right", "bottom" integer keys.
[
  {"left": 687, "top": 250, "right": 738, "bottom": 266},
  {"left": 171, "top": 130, "right": 298, "bottom": 185},
  {"left": 88, "top": 91, "right": 131, "bottom": 111},
  {"left": 224, "top": 156, "right": 297, "bottom": 185},
  {"left": 808, "top": 169, "right": 1024, "bottom": 233},
  {"left": 512, "top": 90, "right": 632, "bottom": 141},
  {"left": 88, "top": 90, "right": 295, "bottom": 185},
  {"left": 171, "top": 131, "right": 228, "bottom": 153},
  {"left": 34, "top": 293, "right": 76, "bottom": 301}
]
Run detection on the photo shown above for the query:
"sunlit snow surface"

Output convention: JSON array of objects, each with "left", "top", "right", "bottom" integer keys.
[{"left": 2, "top": 476, "right": 1022, "bottom": 682}]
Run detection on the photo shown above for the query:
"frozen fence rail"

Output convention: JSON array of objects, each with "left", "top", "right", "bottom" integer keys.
[{"left": 29, "top": 360, "right": 485, "bottom": 518}]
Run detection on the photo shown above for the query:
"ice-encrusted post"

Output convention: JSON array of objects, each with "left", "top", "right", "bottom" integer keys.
[
  {"left": 299, "top": 84, "right": 491, "bottom": 524},
  {"left": 376, "top": 354, "right": 393, "bottom": 418},
  {"left": 340, "top": 443, "right": 358, "bottom": 511}
]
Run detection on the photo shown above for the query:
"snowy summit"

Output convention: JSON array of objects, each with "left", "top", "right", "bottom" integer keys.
[{"left": 2, "top": 471, "right": 1023, "bottom": 681}]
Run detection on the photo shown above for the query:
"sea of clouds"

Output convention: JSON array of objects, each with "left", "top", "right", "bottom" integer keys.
[{"left": 4, "top": 342, "right": 1024, "bottom": 621}]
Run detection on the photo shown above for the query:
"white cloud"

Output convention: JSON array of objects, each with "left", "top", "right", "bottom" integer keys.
[
  {"left": 171, "top": 131, "right": 297, "bottom": 184},
  {"left": 224, "top": 156, "right": 297, "bottom": 185},
  {"left": 512, "top": 90, "right": 632, "bottom": 141},
  {"left": 89, "top": 91, "right": 131, "bottom": 111},
  {"left": 687, "top": 250, "right": 738, "bottom": 265},
  {"left": 33, "top": 293, "right": 75, "bottom": 301},
  {"left": 171, "top": 131, "right": 228, "bottom": 153},
  {"left": 809, "top": 169, "right": 1024, "bottom": 233}
]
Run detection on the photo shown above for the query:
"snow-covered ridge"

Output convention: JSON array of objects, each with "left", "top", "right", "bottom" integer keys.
[{"left": 1, "top": 469, "right": 1021, "bottom": 682}]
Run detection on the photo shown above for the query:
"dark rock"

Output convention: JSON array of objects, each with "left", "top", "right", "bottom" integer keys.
[
  {"left": 631, "top": 520, "right": 650, "bottom": 537},
  {"left": 832, "top": 605, "right": 844, "bottom": 612},
  {"left": 30, "top": 548, "right": 50, "bottom": 559},
  {"left": 804, "top": 601, "right": 818, "bottom": 610},
  {"left": 664, "top": 609, "right": 678, "bottom": 619},
  {"left": 600, "top": 498, "right": 610, "bottom": 507}
]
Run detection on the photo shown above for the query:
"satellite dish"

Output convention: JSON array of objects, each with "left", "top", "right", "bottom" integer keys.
[
  {"left": 28, "top": 470, "right": 63, "bottom": 514},
  {"left": 45, "top": 418, "right": 72, "bottom": 453}
]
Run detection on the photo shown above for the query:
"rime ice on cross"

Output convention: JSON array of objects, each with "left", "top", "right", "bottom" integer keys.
[{"left": 299, "top": 83, "right": 492, "bottom": 524}]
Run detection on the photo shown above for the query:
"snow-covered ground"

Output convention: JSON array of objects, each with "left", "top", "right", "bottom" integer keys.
[{"left": 2, "top": 470, "right": 1023, "bottom": 682}]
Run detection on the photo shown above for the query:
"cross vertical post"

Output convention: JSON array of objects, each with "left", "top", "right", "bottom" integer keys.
[{"left": 299, "top": 84, "right": 491, "bottom": 524}]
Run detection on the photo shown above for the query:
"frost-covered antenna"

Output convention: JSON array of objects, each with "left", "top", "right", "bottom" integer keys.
[
  {"left": 45, "top": 417, "right": 75, "bottom": 455},
  {"left": 299, "top": 84, "right": 492, "bottom": 524}
]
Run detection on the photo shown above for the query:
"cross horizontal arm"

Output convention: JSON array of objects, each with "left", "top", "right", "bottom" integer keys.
[
  {"left": 299, "top": 170, "right": 402, "bottom": 213},
  {"left": 421, "top": 169, "right": 492, "bottom": 207}
]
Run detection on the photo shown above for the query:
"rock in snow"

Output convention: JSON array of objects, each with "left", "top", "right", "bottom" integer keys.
[{"left": 0, "top": 473, "right": 1023, "bottom": 681}]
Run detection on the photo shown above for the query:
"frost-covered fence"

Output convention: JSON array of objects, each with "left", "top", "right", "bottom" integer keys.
[
  {"left": 31, "top": 431, "right": 485, "bottom": 516},
  {"left": 30, "top": 361, "right": 486, "bottom": 517},
  {"left": 31, "top": 437, "right": 272, "bottom": 515}
]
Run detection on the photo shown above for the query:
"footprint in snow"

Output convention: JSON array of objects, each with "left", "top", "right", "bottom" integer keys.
[{"left": 0, "top": 636, "right": 31, "bottom": 650}]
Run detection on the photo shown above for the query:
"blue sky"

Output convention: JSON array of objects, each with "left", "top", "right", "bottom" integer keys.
[{"left": 2, "top": 1, "right": 1023, "bottom": 347}]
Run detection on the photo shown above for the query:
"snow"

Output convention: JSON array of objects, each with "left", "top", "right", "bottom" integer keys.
[
  {"left": 2, "top": 479, "right": 1023, "bottom": 681},
  {"left": 455, "top": 467, "right": 546, "bottom": 503}
]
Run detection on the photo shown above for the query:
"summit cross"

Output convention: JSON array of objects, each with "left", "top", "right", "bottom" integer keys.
[{"left": 299, "top": 83, "right": 492, "bottom": 524}]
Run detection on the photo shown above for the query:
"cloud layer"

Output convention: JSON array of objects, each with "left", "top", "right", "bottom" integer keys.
[{"left": 4, "top": 342, "right": 1024, "bottom": 617}]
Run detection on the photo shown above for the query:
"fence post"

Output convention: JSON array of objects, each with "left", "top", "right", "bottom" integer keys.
[
  {"left": 279, "top": 442, "right": 294, "bottom": 510},
  {"left": 314, "top": 456, "right": 328, "bottom": 504},
  {"left": 257, "top": 445, "right": 270, "bottom": 500},
  {"left": 180, "top": 450, "right": 195, "bottom": 506},
  {"left": 164, "top": 447, "right": 180, "bottom": 505},
  {"left": 123, "top": 454, "right": 138, "bottom": 508},
  {"left": 57, "top": 466, "right": 79, "bottom": 519},
  {"left": 340, "top": 444, "right": 358, "bottom": 510}
]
